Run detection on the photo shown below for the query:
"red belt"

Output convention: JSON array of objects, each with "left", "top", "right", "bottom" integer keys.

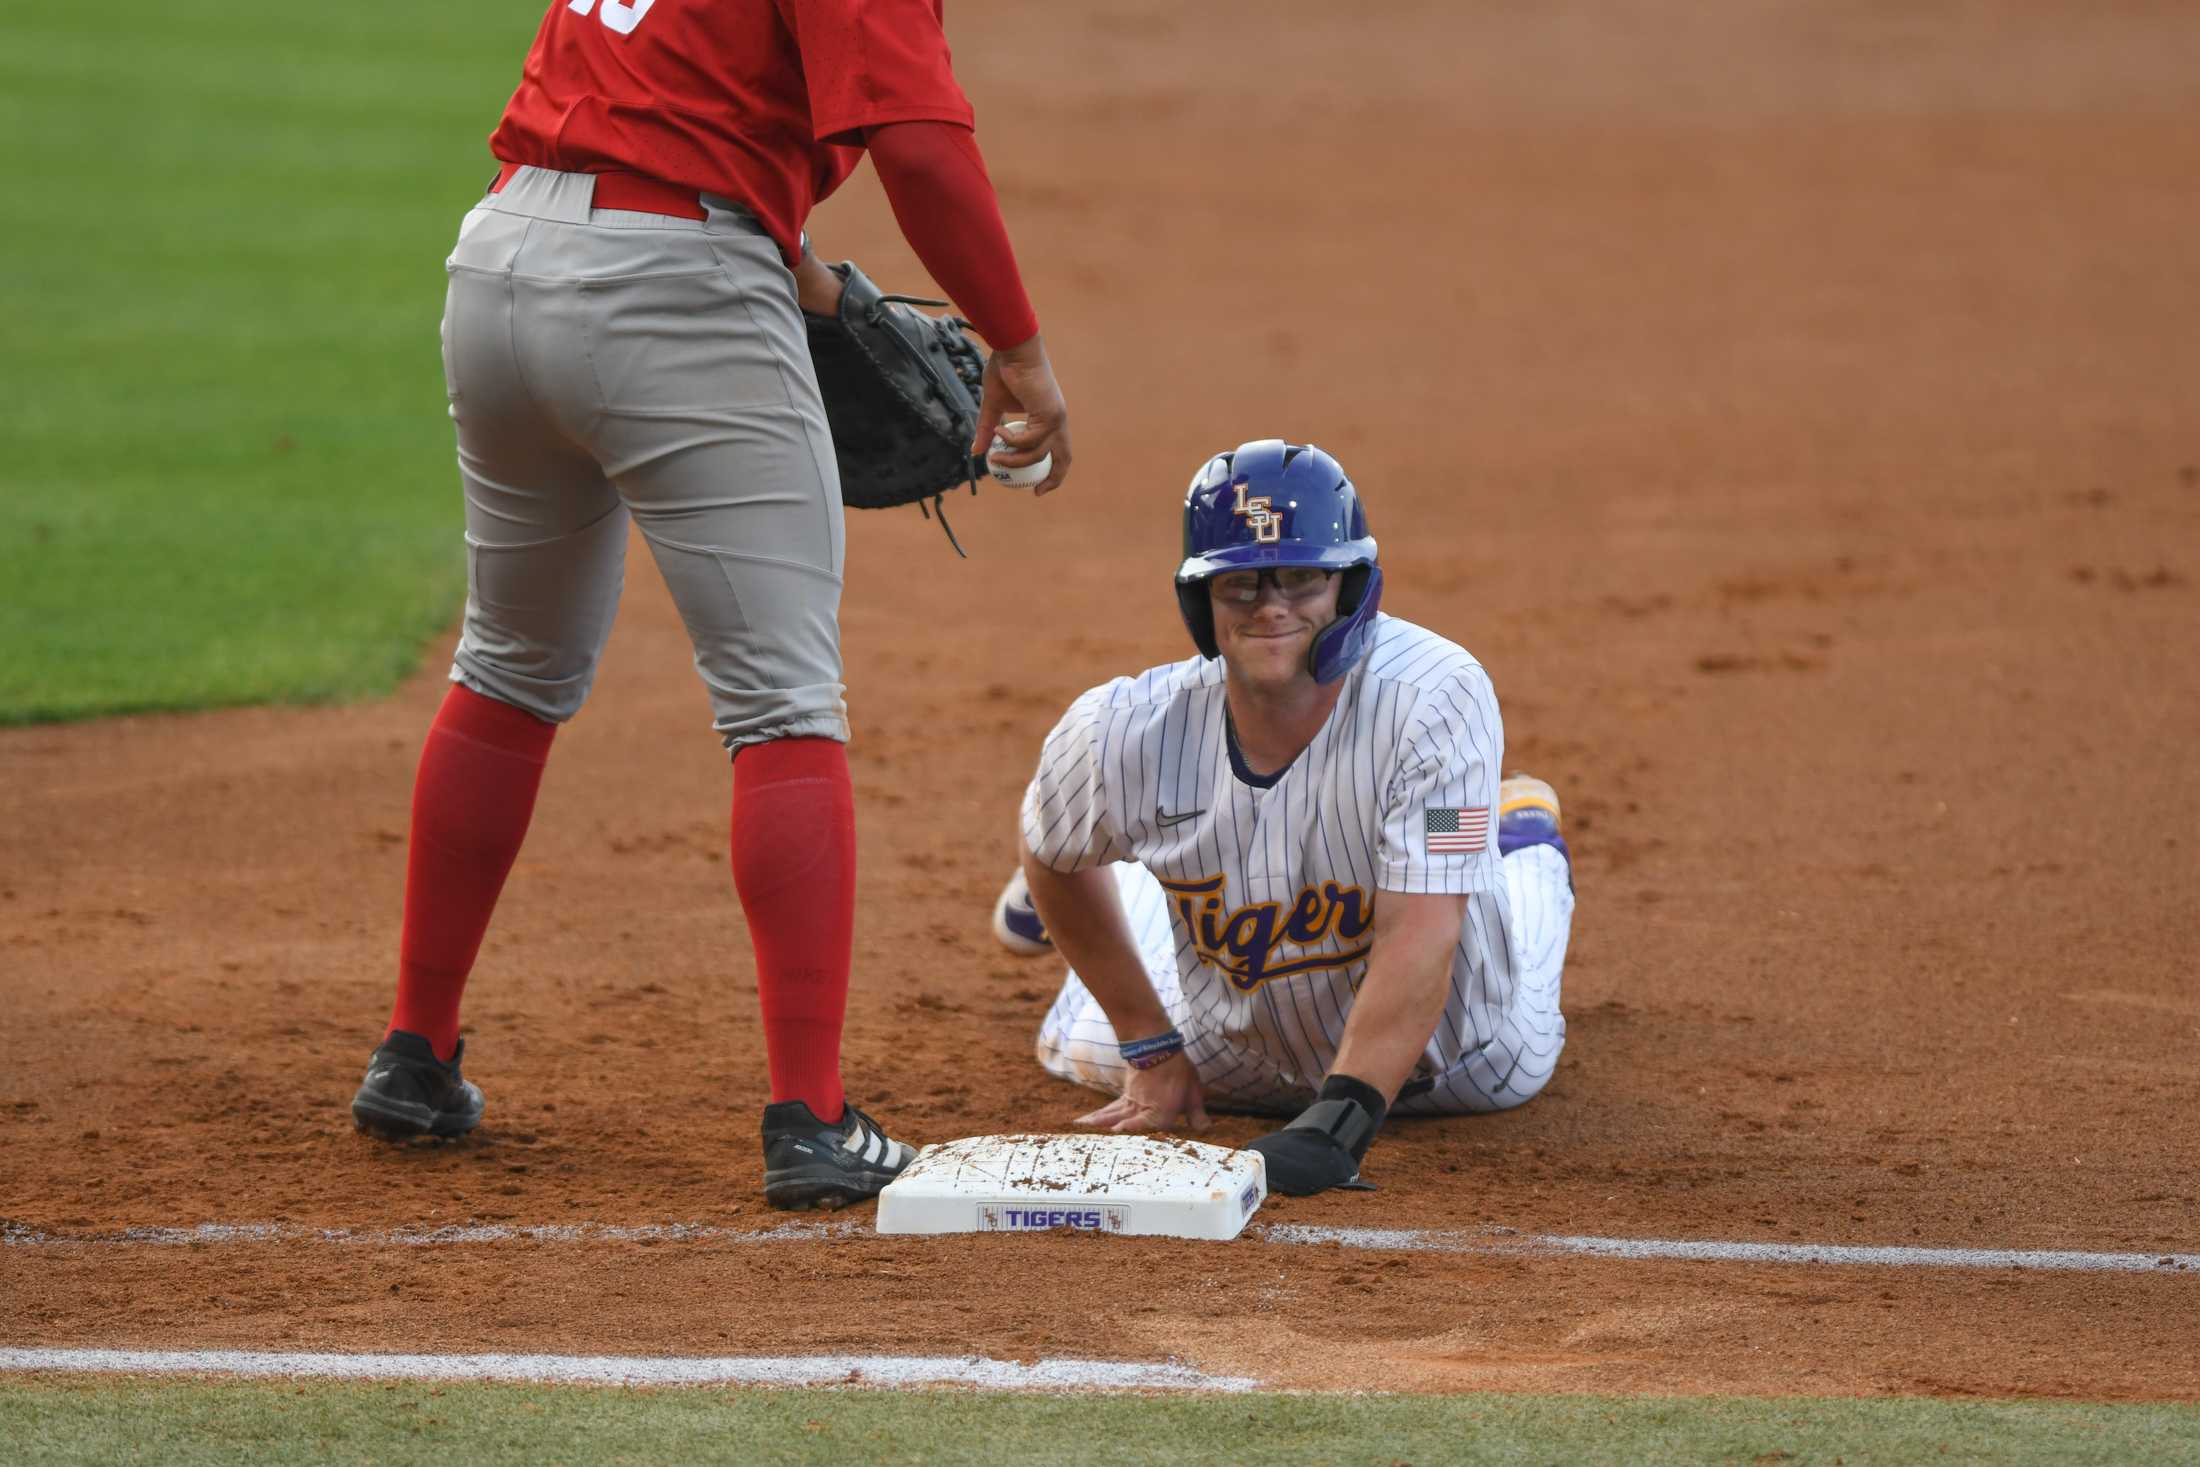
[{"left": 491, "top": 161, "right": 707, "bottom": 220}]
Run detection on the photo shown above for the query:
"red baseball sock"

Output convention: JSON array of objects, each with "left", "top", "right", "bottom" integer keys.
[
  {"left": 730, "top": 737, "right": 854, "bottom": 1123},
  {"left": 386, "top": 685, "right": 557, "bottom": 1061}
]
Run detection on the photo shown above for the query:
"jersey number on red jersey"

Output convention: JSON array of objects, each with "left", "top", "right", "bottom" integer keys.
[{"left": 566, "top": 0, "right": 656, "bottom": 36}]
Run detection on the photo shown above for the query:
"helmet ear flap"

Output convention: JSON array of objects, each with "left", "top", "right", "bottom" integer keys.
[
  {"left": 1309, "top": 563, "right": 1383, "bottom": 684},
  {"left": 1177, "top": 579, "right": 1220, "bottom": 658},
  {"left": 1337, "top": 564, "right": 1373, "bottom": 617}
]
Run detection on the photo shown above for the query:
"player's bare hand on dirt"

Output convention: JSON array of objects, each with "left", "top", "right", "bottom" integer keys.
[
  {"left": 974, "top": 334, "right": 1071, "bottom": 495},
  {"left": 1076, "top": 1052, "right": 1209, "bottom": 1133}
]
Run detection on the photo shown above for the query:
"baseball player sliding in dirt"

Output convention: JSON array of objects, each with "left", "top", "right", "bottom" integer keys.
[
  {"left": 349, "top": 0, "right": 1069, "bottom": 1211},
  {"left": 992, "top": 441, "right": 1574, "bottom": 1196}
]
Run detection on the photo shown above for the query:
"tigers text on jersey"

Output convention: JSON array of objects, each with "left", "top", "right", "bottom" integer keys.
[
  {"left": 1021, "top": 614, "right": 1547, "bottom": 1107},
  {"left": 490, "top": 0, "right": 973, "bottom": 262}
]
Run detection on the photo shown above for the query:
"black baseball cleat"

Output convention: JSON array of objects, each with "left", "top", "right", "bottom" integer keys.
[
  {"left": 761, "top": 1100, "right": 916, "bottom": 1210},
  {"left": 351, "top": 1030, "right": 485, "bottom": 1141}
]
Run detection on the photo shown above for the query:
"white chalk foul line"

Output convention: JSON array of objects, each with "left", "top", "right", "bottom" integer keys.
[
  {"left": 0, "top": 1347, "right": 1259, "bottom": 1392},
  {"left": 1255, "top": 1225, "right": 2200, "bottom": 1273},
  {"left": 0, "top": 1220, "right": 852, "bottom": 1248},
  {"left": 6, "top": 1219, "right": 2195, "bottom": 1274}
]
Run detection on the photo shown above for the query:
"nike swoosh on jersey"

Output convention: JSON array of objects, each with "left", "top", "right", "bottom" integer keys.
[{"left": 1155, "top": 808, "right": 1206, "bottom": 827}]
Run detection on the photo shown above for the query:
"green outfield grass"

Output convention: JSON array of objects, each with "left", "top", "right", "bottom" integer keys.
[
  {"left": 6, "top": 1380, "right": 2198, "bottom": 1465},
  {"left": 0, "top": 3, "right": 544, "bottom": 723}
]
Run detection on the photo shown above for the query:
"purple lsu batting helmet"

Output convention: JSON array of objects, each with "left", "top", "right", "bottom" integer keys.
[{"left": 1174, "top": 439, "right": 1383, "bottom": 684}]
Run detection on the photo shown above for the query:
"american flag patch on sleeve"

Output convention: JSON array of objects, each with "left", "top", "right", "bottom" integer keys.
[{"left": 1425, "top": 806, "right": 1490, "bottom": 853}]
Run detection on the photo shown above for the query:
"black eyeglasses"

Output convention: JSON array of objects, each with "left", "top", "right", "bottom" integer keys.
[{"left": 1209, "top": 567, "right": 1336, "bottom": 605}]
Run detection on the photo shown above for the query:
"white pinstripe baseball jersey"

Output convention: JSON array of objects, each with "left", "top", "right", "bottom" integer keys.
[{"left": 1021, "top": 613, "right": 1570, "bottom": 1114}]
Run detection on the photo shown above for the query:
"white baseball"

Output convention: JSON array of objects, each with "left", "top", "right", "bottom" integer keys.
[{"left": 987, "top": 420, "right": 1052, "bottom": 489}]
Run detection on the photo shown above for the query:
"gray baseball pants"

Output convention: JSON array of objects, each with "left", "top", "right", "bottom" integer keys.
[{"left": 438, "top": 166, "right": 847, "bottom": 750}]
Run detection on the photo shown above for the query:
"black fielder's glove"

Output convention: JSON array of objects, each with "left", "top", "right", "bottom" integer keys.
[
  {"left": 802, "top": 260, "right": 989, "bottom": 550},
  {"left": 1245, "top": 1075, "right": 1390, "bottom": 1197}
]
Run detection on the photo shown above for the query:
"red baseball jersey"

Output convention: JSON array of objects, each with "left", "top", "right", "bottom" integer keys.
[{"left": 489, "top": 0, "right": 975, "bottom": 261}]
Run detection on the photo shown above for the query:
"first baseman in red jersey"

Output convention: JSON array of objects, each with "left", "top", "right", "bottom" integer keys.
[{"left": 350, "top": 0, "right": 1072, "bottom": 1210}]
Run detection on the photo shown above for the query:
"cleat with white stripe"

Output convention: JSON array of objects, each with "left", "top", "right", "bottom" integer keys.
[
  {"left": 761, "top": 1100, "right": 917, "bottom": 1211},
  {"left": 990, "top": 868, "right": 1053, "bottom": 956}
]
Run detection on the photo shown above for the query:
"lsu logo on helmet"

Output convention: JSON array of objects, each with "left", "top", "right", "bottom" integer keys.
[{"left": 1232, "top": 483, "right": 1283, "bottom": 543}]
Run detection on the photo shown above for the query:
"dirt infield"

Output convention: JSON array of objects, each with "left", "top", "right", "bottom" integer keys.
[{"left": 5, "top": 1, "right": 2197, "bottom": 1401}]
